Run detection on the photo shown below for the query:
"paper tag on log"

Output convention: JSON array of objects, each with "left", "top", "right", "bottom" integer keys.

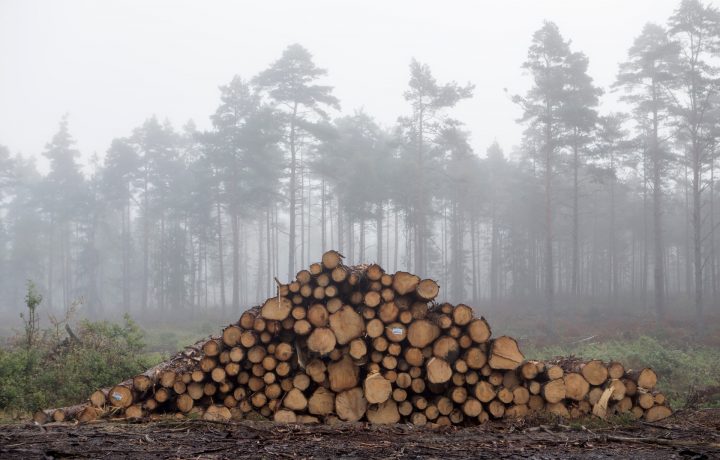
[
  {"left": 112, "top": 392, "right": 122, "bottom": 401},
  {"left": 392, "top": 327, "right": 403, "bottom": 335}
]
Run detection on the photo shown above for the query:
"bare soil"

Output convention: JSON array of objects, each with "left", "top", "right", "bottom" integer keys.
[{"left": 1, "top": 409, "right": 719, "bottom": 459}]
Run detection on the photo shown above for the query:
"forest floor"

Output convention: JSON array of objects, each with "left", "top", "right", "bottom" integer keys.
[{"left": 2, "top": 409, "right": 719, "bottom": 459}]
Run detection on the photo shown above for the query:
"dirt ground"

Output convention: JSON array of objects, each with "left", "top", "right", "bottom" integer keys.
[{"left": 1, "top": 409, "right": 719, "bottom": 459}]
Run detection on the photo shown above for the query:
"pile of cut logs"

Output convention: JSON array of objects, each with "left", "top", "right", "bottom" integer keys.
[{"left": 35, "top": 251, "right": 672, "bottom": 426}]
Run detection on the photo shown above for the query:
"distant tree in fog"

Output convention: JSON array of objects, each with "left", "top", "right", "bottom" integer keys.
[{"left": 254, "top": 44, "right": 340, "bottom": 280}]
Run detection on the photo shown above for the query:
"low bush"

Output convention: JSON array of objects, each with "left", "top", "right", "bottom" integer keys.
[{"left": 0, "top": 284, "right": 152, "bottom": 417}]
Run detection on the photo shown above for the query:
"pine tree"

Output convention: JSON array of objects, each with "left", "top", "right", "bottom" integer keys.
[{"left": 254, "top": 44, "right": 339, "bottom": 279}]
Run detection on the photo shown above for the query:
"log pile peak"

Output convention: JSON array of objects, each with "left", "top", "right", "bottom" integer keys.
[{"left": 35, "top": 251, "right": 672, "bottom": 426}]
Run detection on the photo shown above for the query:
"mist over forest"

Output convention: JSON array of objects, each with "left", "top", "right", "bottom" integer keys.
[{"left": 2, "top": 0, "right": 720, "bottom": 337}]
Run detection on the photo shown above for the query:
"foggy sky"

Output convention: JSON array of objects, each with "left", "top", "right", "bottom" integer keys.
[{"left": 0, "top": 0, "right": 690, "bottom": 171}]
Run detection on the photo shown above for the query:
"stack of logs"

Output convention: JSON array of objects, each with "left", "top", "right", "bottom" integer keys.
[{"left": 35, "top": 250, "right": 672, "bottom": 426}]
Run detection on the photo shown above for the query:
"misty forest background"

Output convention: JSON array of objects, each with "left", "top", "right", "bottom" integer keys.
[{"left": 2, "top": 0, "right": 720, "bottom": 336}]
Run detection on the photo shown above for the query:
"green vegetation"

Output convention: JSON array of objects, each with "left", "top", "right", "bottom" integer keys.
[
  {"left": 525, "top": 335, "right": 720, "bottom": 408},
  {"left": 0, "top": 284, "right": 154, "bottom": 418}
]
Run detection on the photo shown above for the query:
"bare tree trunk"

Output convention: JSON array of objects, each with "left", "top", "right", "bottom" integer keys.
[
  {"left": 122, "top": 193, "right": 130, "bottom": 312},
  {"left": 572, "top": 136, "right": 579, "bottom": 297},
  {"left": 306, "top": 173, "right": 311, "bottom": 267},
  {"left": 711, "top": 160, "right": 717, "bottom": 310},
  {"left": 299, "top": 160, "right": 305, "bottom": 270},
  {"left": 321, "top": 178, "right": 327, "bottom": 253},
  {"left": 216, "top": 200, "right": 226, "bottom": 313},
  {"left": 450, "top": 199, "right": 464, "bottom": 303},
  {"left": 337, "top": 199, "right": 344, "bottom": 255},
  {"left": 544, "top": 103, "right": 555, "bottom": 328},
  {"left": 359, "top": 219, "right": 365, "bottom": 263},
  {"left": 394, "top": 208, "right": 399, "bottom": 272},
  {"left": 142, "top": 168, "right": 149, "bottom": 312},
  {"left": 651, "top": 96, "right": 665, "bottom": 320},
  {"left": 256, "top": 216, "right": 264, "bottom": 303},
  {"left": 414, "top": 108, "right": 426, "bottom": 276},
  {"left": 471, "top": 216, "right": 479, "bottom": 304},
  {"left": 692, "top": 143, "right": 703, "bottom": 332},
  {"left": 287, "top": 102, "right": 299, "bottom": 280},
  {"left": 376, "top": 202, "right": 383, "bottom": 265},
  {"left": 609, "top": 152, "right": 618, "bottom": 309},
  {"left": 159, "top": 209, "right": 165, "bottom": 311},
  {"left": 490, "top": 201, "right": 499, "bottom": 305},
  {"left": 231, "top": 212, "right": 240, "bottom": 312},
  {"left": 266, "top": 207, "right": 272, "bottom": 299}
]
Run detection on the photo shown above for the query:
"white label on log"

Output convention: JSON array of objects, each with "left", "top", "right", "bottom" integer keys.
[
  {"left": 392, "top": 327, "right": 403, "bottom": 335},
  {"left": 112, "top": 392, "right": 122, "bottom": 401}
]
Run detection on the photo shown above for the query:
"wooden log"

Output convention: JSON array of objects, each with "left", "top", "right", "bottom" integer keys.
[
  {"left": 426, "top": 357, "right": 452, "bottom": 384},
  {"left": 512, "top": 386, "right": 530, "bottom": 405},
  {"left": 505, "top": 404, "right": 528, "bottom": 418},
  {"left": 546, "top": 402, "right": 569, "bottom": 417},
  {"left": 581, "top": 360, "right": 609, "bottom": 386},
  {"left": 307, "top": 327, "right": 336, "bottom": 354},
  {"left": 520, "top": 361, "right": 540, "bottom": 380},
  {"left": 321, "top": 250, "right": 343, "bottom": 269},
  {"left": 364, "top": 373, "right": 392, "bottom": 404},
  {"left": 410, "top": 412, "right": 427, "bottom": 426},
  {"left": 366, "top": 400, "right": 400, "bottom": 424},
  {"left": 203, "top": 405, "right": 231, "bottom": 421},
  {"left": 474, "top": 381, "right": 496, "bottom": 403},
  {"left": 451, "top": 304, "right": 474, "bottom": 326},
  {"left": 335, "top": 387, "right": 367, "bottom": 422},
  {"left": 307, "top": 303, "right": 329, "bottom": 327},
  {"left": 487, "top": 336, "right": 524, "bottom": 370},
  {"left": 385, "top": 322, "right": 407, "bottom": 343},
  {"left": 329, "top": 305, "right": 365, "bottom": 345},
  {"left": 89, "top": 389, "right": 108, "bottom": 407},
  {"left": 222, "top": 325, "right": 242, "bottom": 347},
  {"left": 432, "top": 336, "right": 460, "bottom": 361},
  {"left": 542, "top": 379, "right": 566, "bottom": 404},
  {"left": 378, "top": 301, "right": 399, "bottom": 323},
  {"left": 462, "top": 398, "right": 483, "bottom": 417},
  {"left": 463, "top": 347, "right": 487, "bottom": 369},
  {"left": 261, "top": 296, "right": 292, "bottom": 321},
  {"left": 308, "top": 387, "right": 335, "bottom": 416},
  {"left": 528, "top": 394, "right": 544, "bottom": 412},
  {"left": 392, "top": 271, "right": 420, "bottom": 295},
  {"left": 364, "top": 291, "right": 382, "bottom": 308},
  {"left": 407, "top": 319, "right": 440, "bottom": 348},
  {"left": 497, "top": 387, "right": 514, "bottom": 404},
  {"left": 176, "top": 393, "right": 194, "bottom": 413},
  {"left": 108, "top": 385, "right": 134, "bottom": 408},
  {"left": 564, "top": 373, "right": 590, "bottom": 401},
  {"left": 627, "top": 368, "right": 657, "bottom": 390},
  {"left": 283, "top": 388, "right": 308, "bottom": 411},
  {"left": 292, "top": 373, "right": 311, "bottom": 391},
  {"left": 415, "top": 279, "right": 440, "bottom": 301},
  {"left": 328, "top": 355, "right": 359, "bottom": 392},
  {"left": 306, "top": 359, "right": 327, "bottom": 383},
  {"left": 467, "top": 317, "right": 492, "bottom": 344},
  {"left": 273, "top": 409, "right": 297, "bottom": 423},
  {"left": 644, "top": 405, "right": 672, "bottom": 422}
]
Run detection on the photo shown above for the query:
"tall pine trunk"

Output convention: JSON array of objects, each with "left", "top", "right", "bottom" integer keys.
[
  {"left": 376, "top": 201, "right": 383, "bottom": 265},
  {"left": 544, "top": 101, "right": 555, "bottom": 327},
  {"left": 287, "top": 102, "right": 299, "bottom": 279},
  {"left": 651, "top": 92, "right": 665, "bottom": 320},
  {"left": 232, "top": 212, "right": 240, "bottom": 312},
  {"left": 216, "top": 199, "right": 226, "bottom": 312},
  {"left": 571, "top": 136, "right": 579, "bottom": 297},
  {"left": 692, "top": 141, "right": 703, "bottom": 332}
]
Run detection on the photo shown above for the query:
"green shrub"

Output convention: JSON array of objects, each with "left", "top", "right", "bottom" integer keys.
[{"left": 0, "top": 314, "right": 151, "bottom": 416}]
